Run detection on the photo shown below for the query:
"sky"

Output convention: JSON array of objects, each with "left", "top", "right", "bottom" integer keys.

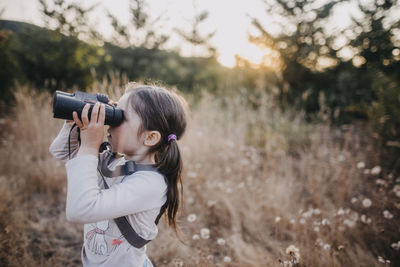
[{"left": 0, "top": 0, "right": 371, "bottom": 67}]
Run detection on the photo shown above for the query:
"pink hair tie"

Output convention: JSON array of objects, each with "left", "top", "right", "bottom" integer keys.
[{"left": 168, "top": 134, "right": 177, "bottom": 142}]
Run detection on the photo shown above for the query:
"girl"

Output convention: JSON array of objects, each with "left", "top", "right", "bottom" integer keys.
[{"left": 49, "top": 83, "right": 188, "bottom": 267}]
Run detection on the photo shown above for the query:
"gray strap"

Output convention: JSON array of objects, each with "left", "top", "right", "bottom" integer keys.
[
  {"left": 100, "top": 150, "right": 158, "bottom": 177},
  {"left": 98, "top": 146, "right": 167, "bottom": 249},
  {"left": 101, "top": 176, "right": 157, "bottom": 248}
]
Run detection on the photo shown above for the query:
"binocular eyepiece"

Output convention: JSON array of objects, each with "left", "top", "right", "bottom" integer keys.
[{"left": 52, "top": 90, "right": 124, "bottom": 126}]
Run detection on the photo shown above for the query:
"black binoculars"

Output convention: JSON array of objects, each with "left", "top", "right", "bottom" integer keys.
[{"left": 52, "top": 91, "right": 124, "bottom": 126}]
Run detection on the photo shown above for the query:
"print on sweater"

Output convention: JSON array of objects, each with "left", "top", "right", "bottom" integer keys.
[
  {"left": 86, "top": 220, "right": 109, "bottom": 255},
  {"left": 110, "top": 235, "right": 124, "bottom": 253}
]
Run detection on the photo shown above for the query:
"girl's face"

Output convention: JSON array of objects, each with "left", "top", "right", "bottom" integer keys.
[{"left": 107, "top": 93, "right": 148, "bottom": 159}]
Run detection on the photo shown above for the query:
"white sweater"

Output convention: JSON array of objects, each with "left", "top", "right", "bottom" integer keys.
[{"left": 49, "top": 122, "right": 167, "bottom": 267}]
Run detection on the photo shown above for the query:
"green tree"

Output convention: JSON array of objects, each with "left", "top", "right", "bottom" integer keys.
[
  {"left": 39, "top": 0, "right": 101, "bottom": 42},
  {"left": 107, "top": 0, "right": 169, "bottom": 49},
  {"left": 29, "top": 0, "right": 105, "bottom": 90},
  {"left": 250, "top": 0, "right": 340, "bottom": 112},
  {"left": 0, "top": 26, "right": 18, "bottom": 109}
]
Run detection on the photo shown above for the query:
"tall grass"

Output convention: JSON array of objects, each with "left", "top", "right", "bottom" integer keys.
[{"left": 0, "top": 83, "right": 399, "bottom": 266}]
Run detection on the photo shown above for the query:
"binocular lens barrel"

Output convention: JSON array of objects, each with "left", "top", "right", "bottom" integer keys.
[{"left": 52, "top": 91, "right": 124, "bottom": 126}]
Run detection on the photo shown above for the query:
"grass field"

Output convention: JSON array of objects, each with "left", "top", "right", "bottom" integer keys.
[{"left": 0, "top": 84, "right": 399, "bottom": 266}]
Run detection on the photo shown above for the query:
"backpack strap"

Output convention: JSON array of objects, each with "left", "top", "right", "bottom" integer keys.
[{"left": 98, "top": 142, "right": 168, "bottom": 248}]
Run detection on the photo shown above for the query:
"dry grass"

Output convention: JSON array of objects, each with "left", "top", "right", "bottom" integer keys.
[{"left": 0, "top": 84, "right": 399, "bottom": 266}]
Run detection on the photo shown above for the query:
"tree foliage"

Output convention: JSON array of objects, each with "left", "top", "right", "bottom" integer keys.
[
  {"left": 108, "top": 0, "right": 169, "bottom": 49},
  {"left": 251, "top": 0, "right": 400, "bottom": 170}
]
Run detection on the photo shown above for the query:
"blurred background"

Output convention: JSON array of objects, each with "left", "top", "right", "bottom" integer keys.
[{"left": 0, "top": 0, "right": 399, "bottom": 266}]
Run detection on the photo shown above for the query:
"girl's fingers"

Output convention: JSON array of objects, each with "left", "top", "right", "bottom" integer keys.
[
  {"left": 98, "top": 104, "right": 106, "bottom": 124},
  {"left": 91, "top": 102, "right": 100, "bottom": 123},
  {"left": 108, "top": 99, "right": 116, "bottom": 106},
  {"left": 81, "top": 103, "right": 90, "bottom": 126},
  {"left": 72, "top": 111, "right": 83, "bottom": 128}
]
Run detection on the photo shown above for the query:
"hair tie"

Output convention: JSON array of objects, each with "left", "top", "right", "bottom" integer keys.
[{"left": 168, "top": 134, "right": 177, "bottom": 142}]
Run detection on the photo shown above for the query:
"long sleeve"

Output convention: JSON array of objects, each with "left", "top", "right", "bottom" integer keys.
[
  {"left": 49, "top": 121, "right": 80, "bottom": 162},
  {"left": 65, "top": 155, "right": 167, "bottom": 224}
]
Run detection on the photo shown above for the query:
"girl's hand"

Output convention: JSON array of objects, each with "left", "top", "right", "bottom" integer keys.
[{"left": 73, "top": 102, "right": 106, "bottom": 157}]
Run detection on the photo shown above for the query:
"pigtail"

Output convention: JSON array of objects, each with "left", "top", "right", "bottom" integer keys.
[
  {"left": 154, "top": 139, "right": 183, "bottom": 232},
  {"left": 125, "top": 84, "right": 188, "bottom": 235}
]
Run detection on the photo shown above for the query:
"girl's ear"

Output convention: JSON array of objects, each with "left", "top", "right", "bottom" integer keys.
[{"left": 144, "top": 130, "right": 161, "bottom": 146}]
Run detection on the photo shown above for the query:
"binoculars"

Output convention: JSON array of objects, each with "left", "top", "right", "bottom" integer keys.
[{"left": 52, "top": 91, "right": 124, "bottom": 126}]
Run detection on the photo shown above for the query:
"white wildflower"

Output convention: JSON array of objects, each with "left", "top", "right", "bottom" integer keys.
[
  {"left": 285, "top": 245, "right": 300, "bottom": 264},
  {"left": 192, "top": 234, "right": 200, "bottom": 240},
  {"left": 299, "top": 218, "right": 306, "bottom": 225},
  {"left": 290, "top": 219, "right": 296, "bottom": 224},
  {"left": 321, "top": 218, "right": 331, "bottom": 226},
  {"left": 377, "top": 256, "right": 390, "bottom": 264},
  {"left": 349, "top": 211, "right": 359, "bottom": 222},
  {"left": 362, "top": 198, "right": 372, "bottom": 208},
  {"left": 313, "top": 226, "right": 320, "bottom": 232},
  {"left": 351, "top": 197, "right": 358, "bottom": 203},
  {"left": 364, "top": 169, "right": 370, "bottom": 175},
  {"left": 223, "top": 256, "right": 232, "bottom": 263},
  {"left": 323, "top": 244, "right": 331, "bottom": 251},
  {"left": 187, "top": 214, "right": 197, "bottom": 222},
  {"left": 302, "top": 209, "right": 313, "bottom": 218},
  {"left": 206, "top": 255, "right": 213, "bottom": 261},
  {"left": 360, "top": 214, "right": 372, "bottom": 224},
  {"left": 393, "top": 185, "right": 400, "bottom": 198},
  {"left": 343, "top": 219, "right": 356, "bottom": 228},
  {"left": 275, "top": 216, "right": 281, "bottom": 223},
  {"left": 371, "top": 166, "right": 382, "bottom": 176},
  {"left": 357, "top": 161, "right": 366, "bottom": 169},
  {"left": 217, "top": 238, "right": 226, "bottom": 246},
  {"left": 200, "top": 228, "right": 210, "bottom": 239},
  {"left": 383, "top": 210, "right": 393, "bottom": 219},
  {"left": 376, "top": 179, "right": 387, "bottom": 187},
  {"left": 313, "top": 209, "right": 321, "bottom": 215},
  {"left": 337, "top": 208, "right": 345, "bottom": 216},
  {"left": 315, "top": 239, "right": 323, "bottom": 246},
  {"left": 391, "top": 241, "right": 400, "bottom": 250}
]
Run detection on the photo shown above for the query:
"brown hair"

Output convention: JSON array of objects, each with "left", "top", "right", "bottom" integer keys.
[{"left": 125, "top": 82, "right": 188, "bottom": 232}]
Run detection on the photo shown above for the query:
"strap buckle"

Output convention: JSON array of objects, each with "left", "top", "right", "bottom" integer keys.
[{"left": 124, "top": 161, "right": 137, "bottom": 175}]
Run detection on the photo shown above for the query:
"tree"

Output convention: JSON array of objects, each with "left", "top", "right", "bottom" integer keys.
[
  {"left": 347, "top": 0, "right": 400, "bottom": 79},
  {"left": 174, "top": 8, "right": 216, "bottom": 57},
  {"left": 107, "top": 0, "right": 169, "bottom": 49},
  {"left": 38, "top": 0, "right": 101, "bottom": 43},
  {"left": 250, "top": 0, "right": 341, "bottom": 111}
]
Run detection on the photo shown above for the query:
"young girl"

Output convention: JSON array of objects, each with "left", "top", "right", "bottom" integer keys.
[{"left": 49, "top": 83, "right": 188, "bottom": 267}]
